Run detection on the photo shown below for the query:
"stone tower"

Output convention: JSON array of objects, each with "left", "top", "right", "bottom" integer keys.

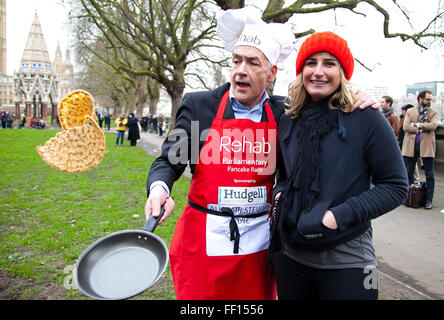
[
  {"left": 0, "top": 0, "right": 6, "bottom": 75},
  {"left": 52, "top": 41, "right": 75, "bottom": 98},
  {"left": 18, "top": 11, "right": 53, "bottom": 73},
  {"left": 13, "top": 10, "right": 58, "bottom": 121}
]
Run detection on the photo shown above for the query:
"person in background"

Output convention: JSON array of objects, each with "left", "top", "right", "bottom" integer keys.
[
  {"left": 270, "top": 31, "right": 408, "bottom": 300},
  {"left": 19, "top": 115, "right": 26, "bottom": 129},
  {"left": 98, "top": 112, "right": 104, "bottom": 128},
  {"left": 150, "top": 114, "right": 158, "bottom": 134},
  {"left": 6, "top": 113, "right": 14, "bottom": 128},
  {"left": 402, "top": 90, "right": 438, "bottom": 210},
  {"left": 141, "top": 115, "right": 149, "bottom": 132},
  {"left": 1, "top": 110, "right": 6, "bottom": 128},
  {"left": 127, "top": 112, "right": 140, "bottom": 146},
  {"left": 398, "top": 104, "right": 414, "bottom": 149},
  {"left": 104, "top": 114, "right": 111, "bottom": 131},
  {"left": 398, "top": 104, "right": 420, "bottom": 181},
  {"left": 158, "top": 114, "right": 165, "bottom": 136},
  {"left": 380, "top": 95, "right": 400, "bottom": 139},
  {"left": 115, "top": 113, "right": 128, "bottom": 146}
]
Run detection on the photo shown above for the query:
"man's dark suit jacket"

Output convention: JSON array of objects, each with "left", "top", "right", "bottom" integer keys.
[{"left": 146, "top": 82, "right": 286, "bottom": 197}]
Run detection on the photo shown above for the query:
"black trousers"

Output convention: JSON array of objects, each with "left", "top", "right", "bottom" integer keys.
[
  {"left": 403, "top": 144, "right": 435, "bottom": 202},
  {"left": 273, "top": 251, "right": 378, "bottom": 300}
]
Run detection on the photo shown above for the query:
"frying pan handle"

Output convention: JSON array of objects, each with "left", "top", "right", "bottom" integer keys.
[{"left": 143, "top": 206, "right": 165, "bottom": 233}]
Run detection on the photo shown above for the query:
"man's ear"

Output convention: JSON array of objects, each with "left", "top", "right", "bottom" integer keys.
[{"left": 267, "top": 65, "right": 278, "bottom": 83}]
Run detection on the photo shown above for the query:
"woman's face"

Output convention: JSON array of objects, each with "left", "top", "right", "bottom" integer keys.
[{"left": 302, "top": 52, "right": 341, "bottom": 102}]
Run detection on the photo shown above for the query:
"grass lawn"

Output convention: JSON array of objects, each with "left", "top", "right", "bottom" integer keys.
[{"left": 0, "top": 129, "right": 190, "bottom": 300}]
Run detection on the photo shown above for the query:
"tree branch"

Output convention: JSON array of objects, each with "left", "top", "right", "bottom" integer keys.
[{"left": 258, "top": 0, "right": 444, "bottom": 49}]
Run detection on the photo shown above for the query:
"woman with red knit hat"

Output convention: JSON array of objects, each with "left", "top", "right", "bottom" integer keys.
[{"left": 269, "top": 32, "right": 408, "bottom": 299}]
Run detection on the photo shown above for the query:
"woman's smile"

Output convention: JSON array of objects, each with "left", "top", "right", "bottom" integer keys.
[{"left": 302, "top": 52, "right": 341, "bottom": 102}]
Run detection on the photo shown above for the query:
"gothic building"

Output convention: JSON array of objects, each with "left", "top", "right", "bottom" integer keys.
[
  {"left": 0, "top": 5, "right": 75, "bottom": 124},
  {"left": 13, "top": 11, "right": 59, "bottom": 120}
]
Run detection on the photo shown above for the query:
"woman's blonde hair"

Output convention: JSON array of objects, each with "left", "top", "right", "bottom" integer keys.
[{"left": 286, "top": 67, "right": 356, "bottom": 118}]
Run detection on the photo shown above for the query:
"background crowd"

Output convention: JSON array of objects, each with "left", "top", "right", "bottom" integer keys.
[
  {"left": 110, "top": 112, "right": 167, "bottom": 147},
  {"left": 380, "top": 91, "right": 438, "bottom": 209}
]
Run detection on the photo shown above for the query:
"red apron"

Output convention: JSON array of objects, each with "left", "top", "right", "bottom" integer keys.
[{"left": 169, "top": 91, "right": 278, "bottom": 300}]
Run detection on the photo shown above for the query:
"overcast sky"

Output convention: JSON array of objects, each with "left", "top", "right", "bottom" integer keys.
[
  {"left": 6, "top": 0, "right": 444, "bottom": 99},
  {"left": 269, "top": 0, "right": 444, "bottom": 98}
]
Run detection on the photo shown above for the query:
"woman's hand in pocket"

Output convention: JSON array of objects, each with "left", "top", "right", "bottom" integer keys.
[{"left": 322, "top": 210, "right": 338, "bottom": 230}]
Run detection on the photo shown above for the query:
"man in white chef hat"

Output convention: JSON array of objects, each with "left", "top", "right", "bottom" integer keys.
[
  {"left": 144, "top": 7, "right": 376, "bottom": 300},
  {"left": 145, "top": 7, "right": 295, "bottom": 300},
  {"left": 216, "top": 6, "right": 294, "bottom": 111}
]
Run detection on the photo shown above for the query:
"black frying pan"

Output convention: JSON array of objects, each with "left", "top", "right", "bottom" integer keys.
[{"left": 73, "top": 208, "right": 168, "bottom": 300}]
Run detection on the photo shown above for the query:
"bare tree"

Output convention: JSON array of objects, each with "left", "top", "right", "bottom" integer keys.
[
  {"left": 74, "top": 36, "right": 135, "bottom": 115},
  {"left": 215, "top": 0, "right": 444, "bottom": 49},
  {"left": 213, "top": 0, "right": 443, "bottom": 91},
  {"left": 70, "top": 0, "right": 226, "bottom": 127},
  {"left": 70, "top": 1, "right": 157, "bottom": 116},
  {"left": 69, "top": 0, "right": 443, "bottom": 120}
]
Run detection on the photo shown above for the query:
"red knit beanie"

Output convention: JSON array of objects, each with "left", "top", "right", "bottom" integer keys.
[{"left": 296, "top": 31, "right": 354, "bottom": 80}]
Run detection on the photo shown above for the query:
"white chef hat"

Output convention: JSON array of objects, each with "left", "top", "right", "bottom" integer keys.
[{"left": 216, "top": 7, "right": 294, "bottom": 65}]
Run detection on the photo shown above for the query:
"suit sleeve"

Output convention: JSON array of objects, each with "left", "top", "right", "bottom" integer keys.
[{"left": 146, "top": 93, "right": 195, "bottom": 197}]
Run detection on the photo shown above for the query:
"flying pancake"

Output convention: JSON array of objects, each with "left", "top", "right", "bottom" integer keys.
[
  {"left": 36, "top": 115, "right": 106, "bottom": 173},
  {"left": 58, "top": 90, "right": 96, "bottom": 130}
]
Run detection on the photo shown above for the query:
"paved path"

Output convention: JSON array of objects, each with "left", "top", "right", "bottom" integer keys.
[
  {"left": 373, "top": 169, "right": 444, "bottom": 300},
  {"left": 135, "top": 130, "right": 444, "bottom": 300}
]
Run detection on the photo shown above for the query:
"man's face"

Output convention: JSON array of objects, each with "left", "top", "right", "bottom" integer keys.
[
  {"left": 380, "top": 98, "right": 390, "bottom": 110},
  {"left": 230, "top": 46, "right": 277, "bottom": 110},
  {"left": 419, "top": 93, "right": 432, "bottom": 108}
]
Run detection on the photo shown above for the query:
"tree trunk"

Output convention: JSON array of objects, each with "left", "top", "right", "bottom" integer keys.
[
  {"left": 147, "top": 78, "right": 160, "bottom": 115},
  {"left": 167, "top": 67, "right": 186, "bottom": 129},
  {"left": 135, "top": 78, "right": 146, "bottom": 116},
  {"left": 169, "top": 86, "right": 184, "bottom": 130},
  {"left": 113, "top": 98, "right": 122, "bottom": 116},
  {"left": 148, "top": 95, "right": 159, "bottom": 115}
]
